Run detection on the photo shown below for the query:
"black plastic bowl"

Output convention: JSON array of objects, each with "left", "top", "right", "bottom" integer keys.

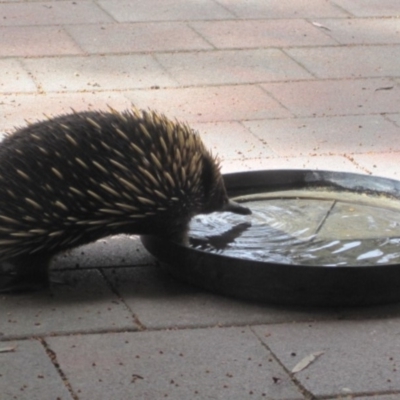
[{"left": 141, "top": 170, "right": 400, "bottom": 307}]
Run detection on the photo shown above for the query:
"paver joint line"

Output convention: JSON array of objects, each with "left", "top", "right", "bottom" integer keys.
[
  {"left": 38, "top": 337, "right": 80, "bottom": 400},
  {"left": 250, "top": 326, "right": 318, "bottom": 400},
  {"left": 1, "top": 0, "right": 400, "bottom": 398}
]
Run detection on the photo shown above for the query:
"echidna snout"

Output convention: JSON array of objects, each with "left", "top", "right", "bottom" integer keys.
[
  {"left": 0, "top": 107, "right": 250, "bottom": 293},
  {"left": 222, "top": 199, "right": 252, "bottom": 215}
]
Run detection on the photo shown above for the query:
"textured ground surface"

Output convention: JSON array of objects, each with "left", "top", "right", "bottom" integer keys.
[{"left": 1, "top": 0, "right": 400, "bottom": 399}]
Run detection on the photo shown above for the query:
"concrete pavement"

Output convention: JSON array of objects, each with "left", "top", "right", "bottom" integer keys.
[{"left": 1, "top": 0, "right": 400, "bottom": 398}]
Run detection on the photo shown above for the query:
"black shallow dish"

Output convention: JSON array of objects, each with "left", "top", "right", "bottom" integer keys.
[{"left": 141, "top": 170, "right": 400, "bottom": 307}]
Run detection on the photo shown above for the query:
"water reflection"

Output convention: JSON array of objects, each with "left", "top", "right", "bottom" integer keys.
[{"left": 189, "top": 190, "right": 400, "bottom": 267}]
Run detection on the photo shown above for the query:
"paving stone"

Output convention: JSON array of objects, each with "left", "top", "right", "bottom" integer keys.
[
  {"left": 46, "top": 327, "right": 305, "bottom": 400},
  {"left": 220, "top": 156, "right": 364, "bottom": 174},
  {"left": 0, "top": 59, "right": 37, "bottom": 93},
  {"left": 217, "top": 0, "right": 349, "bottom": 18},
  {"left": 385, "top": 113, "right": 400, "bottom": 127},
  {"left": 0, "top": 26, "right": 83, "bottom": 57},
  {"left": 190, "top": 20, "right": 337, "bottom": 48},
  {"left": 0, "top": 269, "right": 137, "bottom": 339},
  {"left": 243, "top": 115, "right": 400, "bottom": 156},
  {"left": 313, "top": 18, "right": 400, "bottom": 45},
  {"left": 331, "top": 0, "right": 400, "bottom": 17},
  {"left": 0, "top": 339, "right": 73, "bottom": 400},
  {"left": 0, "top": 1, "right": 400, "bottom": 398},
  {"left": 22, "top": 55, "right": 177, "bottom": 92},
  {"left": 156, "top": 49, "right": 312, "bottom": 85},
  {"left": 190, "top": 121, "right": 277, "bottom": 159},
  {"left": 350, "top": 153, "right": 400, "bottom": 179},
  {"left": 1, "top": 92, "right": 132, "bottom": 133},
  {"left": 0, "top": 1, "right": 112, "bottom": 26},
  {"left": 65, "top": 22, "right": 212, "bottom": 53},
  {"left": 103, "top": 265, "right": 343, "bottom": 330},
  {"left": 287, "top": 45, "right": 400, "bottom": 79},
  {"left": 125, "top": 85, "right": 292, "bottom": 123},
  {"left": 262, "top": 79, "right": 400, "bottom": 117},
  {"left": 53, "top": 235, "right": 155, "bottom": 269},
  {"left": 354, "top": 395, "right": 400, "bottom": 400},
  {"left": 254, "top": 319, "right": 400, "bottom": 397},
  {"left": 98, "top": 0, "right": 234, "bottom": 22}
]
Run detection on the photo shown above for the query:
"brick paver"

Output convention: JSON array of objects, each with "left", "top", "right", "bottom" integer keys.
[
  {"left": 125, "top": 85, "right": 292, "bottom": 122},
  {"left": 287, "top": 45, "right": 400, "bottom": 78},
  {"left": 0, "top": 340, "right": 73, "bottom": 400},
  {"left": 313, "top": 18, "right": 400, "bottom": 44},
  {"left": 254, "top": 319, "right": 400, "bottom": 396},
  {"left": 0, "top": 26, "right": 83, "bottom": 57},
  {"left": 215, "top": 0, "right": 349, "bottom": 18},
  {"left": 98, "top": 0, "right": 234, "bottom": 22},
  {"left": 155, "top": 49, "right": 312, "bottom": 85},
  {"left": 262, "top": 78, "right": 400, "bottom": 117},
  {"left": 1, "top": 92, "right": 132, "bottom": 133},
  {"left": 22, "top": 55, "right": 178, "bottom": 92},
  {"left": 0, "top": 1, "right": 112, "bottom": 26},
  {"left": 46, "top": 328, "right": 304, "bottom": 400},
  {"left": 221, "top": 155, "right": 363, "bottom": 174},
  {"left": 1, "top": 1, "right": 400, "bottom": 399},
  {"left": 0, "top": 59, "right": 36, "bottom": 93},
  {"left": 65, "top": 22, "right": 213, "bottom": 53},
  {"left": 244, "top": 115, "right": 400, "bottom": 156},
  {"left": 189, "top": 20, "right": 337, "bottom": 48},
  {"left": 331, "top": 0, "right": 400, "bottom": 17}
]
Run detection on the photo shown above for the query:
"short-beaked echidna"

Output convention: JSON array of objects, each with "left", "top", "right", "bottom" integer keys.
[{"left": 0, "top": 107, "right": 250, "bottom": 292}]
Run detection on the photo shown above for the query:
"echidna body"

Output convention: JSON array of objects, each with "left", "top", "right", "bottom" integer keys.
[{"left": 0, "top": 107, "right": 250, "bottom": 292}]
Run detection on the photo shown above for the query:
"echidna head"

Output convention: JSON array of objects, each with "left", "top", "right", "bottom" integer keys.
[{"left": 200, "top": 154, "right": 251, "bottom": 216}]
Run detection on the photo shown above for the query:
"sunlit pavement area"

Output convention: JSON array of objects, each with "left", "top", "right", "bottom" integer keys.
[{"left": 1, "top": 1, "right": 400, "bottom": 399}]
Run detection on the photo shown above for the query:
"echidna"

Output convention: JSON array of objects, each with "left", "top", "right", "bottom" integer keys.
[{"left": 0, "top": 107, "right": 250, "bottom": 293}]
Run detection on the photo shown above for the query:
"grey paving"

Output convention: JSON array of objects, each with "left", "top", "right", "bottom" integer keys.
[
  {"left": 262, "top": 79, "right": 400, "bottom": 117},
  {"left": 350, "top": 153, "right": 400, "bottom": 180},
  {"left": 0, "top": 1, "right": 112, "bottom": 26},
  {"left": 312, "top": 18, "right": 400, "bottom": 45},
  {"left": 385, "top": 113, "right": 400, "bottom": 127},
  {"left": 46, "top": 328, "right": 305, "bottom": 400},
  {"left": 155, "top": 49, "right": 313, "bottom": 85},
  {"left": 22, "top": 55, "right": 179, "bottom": 92},
  {"left": 0, "top": 340, "right": 73, "bottom": 400},
  {"left": 253, "top": 319, "right": 400, "bottom": 397},
  {"left": 0, "top": 269, "right": 138, "bottom": 339},
  {"left": 331, "top": 0, "right": 400, "bottom": 17},
  {"left": 0, "top": 26, "right": 83, "bottom": 57},
  {"left": 243, "top": 115, "right": 400, "bottom": 156},
  {"left": 0, "top": 59, "right": 36, "bottom": 93},
  {"left": 355, "top": 396, "right": 400, "bottom": 400},
  {"left": 191, "top": 120, "right": 277, "bottom": 160},
  {"left": 216, "top": 0, "right": 349, "bottom": 18},
  {"left": 98, "top": 0, "right": 235, "bottom": 22},
  {"left": 124, "top": 85, "right": 292, "bottom": 122},
  {"left": 1, "top": 0, "right": 400, "bottom": 399},
  {"left": 65, "top": 22, "right": 213, "bottom": 53},
  {"left": 221, "top": 154, "right": 366, "bottom": 175},
  {"left": 287, "top": 45, "right": 400, "bottom": 79},
  {"left": 1, "top": 92, "right": 133, "bottom": 133},
  {"left": 189, "top": 19, "right": 337, "bottom": 48},
  {"left": 53, "top": 235, "right": 155, "bottom": 269}
]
